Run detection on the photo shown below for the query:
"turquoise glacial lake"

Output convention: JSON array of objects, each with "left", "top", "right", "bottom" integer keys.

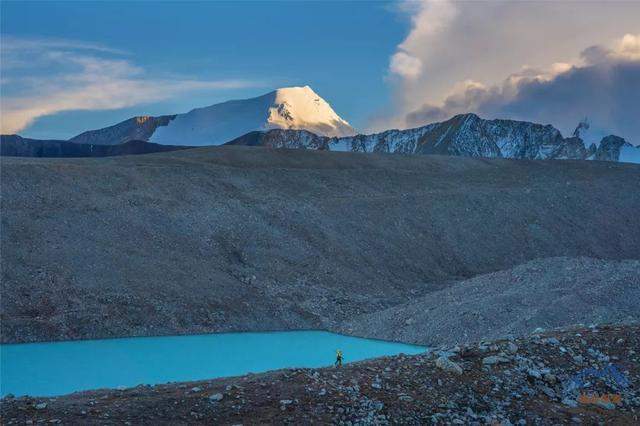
[{"left": 0, "top": 331, "right": 425, "bottom": 397}]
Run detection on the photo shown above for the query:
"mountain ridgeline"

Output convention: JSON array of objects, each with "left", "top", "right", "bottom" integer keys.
[
  {"left": 1, "top": 85, "right": 637, "bottom": 162},
  {"left": 227, "top": 113, "right": 639, "bottom": 163},
  {"left": 69, "top": 115, "right": 177, "bottom": 146},
  {"left": 0, "top": 135, "right": 191, "bottom": 158}
]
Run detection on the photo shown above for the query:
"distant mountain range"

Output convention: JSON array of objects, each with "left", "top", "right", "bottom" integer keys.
[
  {"left": 0, "top": 135, "right": 191, "bottom": 158},
  {"left": 227, "top": 113, "right": 640, "bottom": 163},
  {"left": 2, "top": 86, "right": 638, "bottom": 163}
]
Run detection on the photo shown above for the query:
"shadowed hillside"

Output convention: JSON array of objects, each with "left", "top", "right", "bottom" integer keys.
[
  {"left": 0, "top": 135, "right": 191, "bottom": 158},
  {"left": 1, "top": 147, "right": 639, "bottom": 343}
]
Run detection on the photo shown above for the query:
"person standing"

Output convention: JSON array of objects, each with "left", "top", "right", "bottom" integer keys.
[{"left": 335, "top": 349, "right": 343, "bottom": 367}]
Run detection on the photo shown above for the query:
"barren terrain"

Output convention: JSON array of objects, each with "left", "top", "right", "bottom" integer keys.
[{"left": 2, "top": 147, "right": 640, "bottom": 343}]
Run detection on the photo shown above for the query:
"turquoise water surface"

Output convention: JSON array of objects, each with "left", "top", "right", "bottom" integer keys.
[{"left": 0, "top": 331, "right": 425, "bottom": 397}]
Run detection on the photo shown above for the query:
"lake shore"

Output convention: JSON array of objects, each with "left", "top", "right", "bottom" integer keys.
[
  {"left": 0, "top": 331, "right": 425, "bottom": 398},
  {"left": 2, "top": 323, "right": 638, "bottom": 424}
]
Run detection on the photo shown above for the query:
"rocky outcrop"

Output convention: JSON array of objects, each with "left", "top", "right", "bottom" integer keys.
[
  {"left": 225, "top": 129, "right": 330, "bottom": 150},
  {"left": 548, "top": 136, "right": 593, "bottom": 160},
  {"left": 593, "top": 135, "right": 634, "bottom": 161}
]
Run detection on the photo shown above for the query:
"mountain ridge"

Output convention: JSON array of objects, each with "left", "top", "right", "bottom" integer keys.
[
  {"left": 0, "top": 134, "right": 191, "bottom": 157},
  {"left": 4, "top": 100, "right": 638, "bottom": 162},
  {"left": 69, "top": 115, "right": 176, "bottom": 145},
  {"left": 227, "top": 113, "right": 640, "bottom": 163}
]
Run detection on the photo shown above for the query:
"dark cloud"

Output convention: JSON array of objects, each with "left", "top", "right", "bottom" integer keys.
[
  {"left": 406, "top": 104, "right": 448, "bottom": 126},
  {"left": 405, "top": 50, "right": 640, "bottom": 145}
]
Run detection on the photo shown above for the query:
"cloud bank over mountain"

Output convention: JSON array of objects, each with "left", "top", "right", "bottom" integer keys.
[
  {"left": 0, "top": 37, "right": 260, "bottom": 134},
  {"left": 405, "top": 36, "right": 640, "bottom": 145},
  {"left": 385, "top": 1, "right": 640, "bottom": 144}
]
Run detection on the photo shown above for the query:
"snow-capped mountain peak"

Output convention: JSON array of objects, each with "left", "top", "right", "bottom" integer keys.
[
  {"left": 69, "top": 86, "right": 355, "bottom": 146},
  {"left": 264, "top": 86, "right": 354, "bottom": 137}
]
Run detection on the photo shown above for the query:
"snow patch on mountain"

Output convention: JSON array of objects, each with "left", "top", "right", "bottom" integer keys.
[
  {"left": 265, "top": 86, "right": 354, "bottom": 136},
  {"left": 339, "top": 113, "right": 567, "bottom": 159},
  {"left": 149, "top": 86, "right": 354, "bottom": 146},
  {"left": 226, "top": 113, "right": 638, "bottom": 164}
]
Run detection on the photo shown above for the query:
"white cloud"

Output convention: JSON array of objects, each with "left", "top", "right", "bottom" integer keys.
[
  {"left": 389, "top": 0, "right": 455, "bottom": 81},
  {"left": 396, "top": 0, "right": 457, "bottom": 57},
  {"left": 618, "top": 34, "right": 640, "bottom": 60},
  {"left": 0, "top": 36, "right": 129, "bottom": 55},
  {"left": 389, "top": 51, "right": 422, "bottom": 79},
  {"left": 0, "top": 37, "right": 261, "bottom": 134}
]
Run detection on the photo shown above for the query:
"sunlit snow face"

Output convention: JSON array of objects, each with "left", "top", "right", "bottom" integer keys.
[
  {"left": 265, "top": 86, "right": 356, "bottom": 137},
  {"left": 145, "top": 86, "right": 355, "bottom": 146}
]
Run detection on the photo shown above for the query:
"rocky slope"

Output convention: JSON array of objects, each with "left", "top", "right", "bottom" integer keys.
[
  {"left": 69, "top": 115, "right": 176, "bottom": 145},
  {"left": 594, "top": 135, "right": 638, "bottom": 162},
  {"left": 227, "top": 113, "right": 640, "bottom": 163},
  {"left": 2, "top": 324, "right": 638, "bottom": 424},
  {"left": 341, "top": 257, "right": 640, "bottom": 346},
  {"left": 0, "top": 135, "right": 191, "bottom": 157},
  {"left": 2, "top": 147, "right": 639, "bottom": 343},
  {"left": 65, "top": 86, "right": 354, "bottom": 146}
]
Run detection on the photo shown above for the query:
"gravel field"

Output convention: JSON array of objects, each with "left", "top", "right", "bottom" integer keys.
[
  {"left": 341, "top": 257, "right": 640, "bottom": 346},
  {"left": 2, "top": 147, "right": 639, "bottom": 343}
]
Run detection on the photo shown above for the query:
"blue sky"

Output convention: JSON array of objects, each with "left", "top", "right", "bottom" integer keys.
[
  {"left": 2, "top": 1, "right": 639, "bottom": 143},
  {"left": 1, "top": 1, "right": 407, "bottom": 138}
]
